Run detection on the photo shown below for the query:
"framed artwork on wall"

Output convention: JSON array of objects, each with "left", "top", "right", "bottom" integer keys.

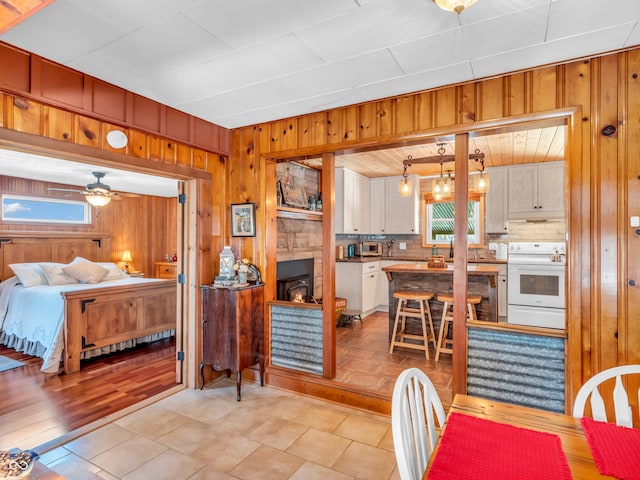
[{"left": 231, "top": 203, "right": 256, "bottom": 237}]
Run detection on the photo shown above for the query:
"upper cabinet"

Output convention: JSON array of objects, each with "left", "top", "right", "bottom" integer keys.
[
  {"left": 336, "top": 167, "right": 370, "bottom": 234},
  {"left": 369, "top": 175, "right": 420, "bottom": 235},
  {"left": 508, "top": 162, "right": 565, "bottom": 220},
  {"left": 485, "top": 166, "right": 509, "bottom": 234}
]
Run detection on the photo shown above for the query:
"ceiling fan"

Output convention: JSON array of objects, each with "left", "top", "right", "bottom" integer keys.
[{"left": 48, "top": 171, "right": 140, "bottom": 206}]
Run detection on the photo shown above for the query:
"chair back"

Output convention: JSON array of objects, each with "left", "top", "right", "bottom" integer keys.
[
  {"left": 391, "top": 368, "right": 446, "bottom": 480},
  {"left": 573, "top": 364, "right": 640, "bottom": 427}
]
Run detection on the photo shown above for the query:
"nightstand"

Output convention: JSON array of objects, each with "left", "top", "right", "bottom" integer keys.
[{"left": 155, "top": 261, "right": 177, "bottom": 279}]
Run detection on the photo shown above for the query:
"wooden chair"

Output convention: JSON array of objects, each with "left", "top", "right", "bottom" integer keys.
[
  {"left": 572, "top": 364, "right": 640, "bottom": 427},
  {"left": 391, "top": 368, "right": 446, "bottom": 480}
]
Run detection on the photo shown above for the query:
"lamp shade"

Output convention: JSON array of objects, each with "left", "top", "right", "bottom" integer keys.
[
  {"left": 86, "top": 193, "right": 111, "bottom": 206},
  {"left": 121, "top": 250, "right": 133, "bottom": 263},
  {"left": 433, "top": 0, "right": 478, "bottom": 14}
]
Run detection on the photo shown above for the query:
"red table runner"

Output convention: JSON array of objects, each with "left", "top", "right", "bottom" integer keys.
[
  {"left": 427, "top": 412, "right": 572, "bottom": 480},
  {"left": 580, "top": 417, "right": 640, "bottom": 480}
]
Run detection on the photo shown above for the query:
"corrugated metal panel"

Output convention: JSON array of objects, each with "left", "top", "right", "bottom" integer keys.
[
  {"left": 271, "top": 305, "right": 323, "bottom": 375},
  {"left": 467, "top": 327, "right": 565, "bottom": 413}
]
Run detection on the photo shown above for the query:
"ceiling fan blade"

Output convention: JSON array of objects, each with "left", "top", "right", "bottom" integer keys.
[
  {"left": 47, "top": 187, "right": 84, "bottom": 193},
  {"left": 113, "top": 191, "right": 142, "bottom": 198}
]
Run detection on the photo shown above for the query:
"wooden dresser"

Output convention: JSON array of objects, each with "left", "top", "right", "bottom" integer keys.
[
  {"left": 200, "top": 283, "right": 265, "bottom": 400},
  {"left": 155, "top": 261, "right": 177, "bottom": 279}
]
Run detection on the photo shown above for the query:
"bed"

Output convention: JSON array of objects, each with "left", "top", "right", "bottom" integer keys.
[{"left": 0, "top": 233, "right": 176, "bottom": 374}]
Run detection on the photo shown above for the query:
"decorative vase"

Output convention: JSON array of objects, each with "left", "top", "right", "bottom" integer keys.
[
  {"left": 238, "top": 271, "right": 247, "bottom": 284},
  {"left": 219, "top": 246, "right": 235, "bottom": 279}
]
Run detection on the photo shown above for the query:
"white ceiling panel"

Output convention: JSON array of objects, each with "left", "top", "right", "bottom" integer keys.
[
  {"left": 547, "top": 0, "right": 640, "bottom": 41},
  {"left": 296, "top": 0, "right": 456, "bottom": 63},
  {"left": 0, "top": 0, "right": 125, "bottom": 64},
  {"left": 90, "top": 13, "right": 231, "bottom": 76},
  {"left": 182, "top": 0, "right": 360, "bottom": 49},
  {"left": 471, "top": 23, "right": 637, "bottom": 80},
  {"left": 1, "top": 0, "right": 639, "bottom": 129}
]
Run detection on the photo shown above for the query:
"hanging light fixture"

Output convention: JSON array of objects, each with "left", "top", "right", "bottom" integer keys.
[
  {"left": 472, "top": 148, "right": 490, "bottom": 193},
  {"left": 431, "top": 143, "right": 452, "bottom": 200},
  {"left": 85, "top": 192, "right": 112, "bottom": 206},
  {"left": 433, "top": 0, "right": 478, "bottom": 14},
  {"left": 399, "top": 155, "right": 413, "bottom": 197}
]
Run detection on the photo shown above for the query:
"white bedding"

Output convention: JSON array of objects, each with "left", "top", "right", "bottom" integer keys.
[{"left": 0, "top": 276, "right": 171, "bottom": 373}]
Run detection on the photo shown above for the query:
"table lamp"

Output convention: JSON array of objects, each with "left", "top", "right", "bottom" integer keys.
[{"left": 121, "top": 250, "right": 133, "bottom": 273}]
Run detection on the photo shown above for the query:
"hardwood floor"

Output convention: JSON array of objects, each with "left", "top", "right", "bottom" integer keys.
[
  {"left": 0, "top": 310, "right": 452, "bottom": 453},
  {"left": 0, "top": 338, "right": 178, "bottom": 451}
]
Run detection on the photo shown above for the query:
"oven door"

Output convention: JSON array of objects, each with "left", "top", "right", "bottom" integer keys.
[{"left": 507, "top": 264, "right": 565, "bottom": 309}]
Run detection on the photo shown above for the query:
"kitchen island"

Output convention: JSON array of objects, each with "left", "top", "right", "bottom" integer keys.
[{"left": 381, "top": 263, "right": 500, "bottom": 338}]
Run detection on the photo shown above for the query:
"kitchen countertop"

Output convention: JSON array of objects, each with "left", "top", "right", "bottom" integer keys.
[{"left": 336, "top": 256, "right": 507, "bottom": 264}]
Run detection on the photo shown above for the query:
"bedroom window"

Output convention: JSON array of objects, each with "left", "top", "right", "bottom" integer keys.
[{"left": 2, "top": 194, "right": 91, "bottom": 224}]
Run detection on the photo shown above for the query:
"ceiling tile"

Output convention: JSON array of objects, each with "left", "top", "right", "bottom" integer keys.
[
  {"left": 90, "top": 13, "right": 231, "bottom": 76},
  {"left": 391, "top": 4, "right": 549, "bottom": 75},
  {"left": 296, "top": 0, "right": 456, "bottom": 63},
  {"left": 0, "top": 0, "right": 125, "bottom": 63},
  {"left": 182, "top": 0, "right": 360, "bottom": 49},
  {"left": 471, "top": 23, "right": 636, "bottom": 80},
  {"left": 547, "top": 0, "right": 640, "bottom": 41}
]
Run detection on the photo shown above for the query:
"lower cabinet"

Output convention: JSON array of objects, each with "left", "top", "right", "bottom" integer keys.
[
  {"left": 336, "top": 261, "right": 379, "bottom": 316},
  {"left": 375, "top": 260, "right": 416, "bottom": 311},
  {"left": 479, "top": 263, "right": 507, "bottom": 318},
  {"left": 200, "top": 284, "right": 264, "bottom": 400}
]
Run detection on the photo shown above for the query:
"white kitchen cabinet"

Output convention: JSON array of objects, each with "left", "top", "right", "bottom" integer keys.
[
  {"left": 479, "top": 262, "right": 507, "bottom": 318},
  {"left": 485, "top": 166, "right": 509, "bottom": 234},
  {"left": 369, "top": 175, "right": 420, "bottom": 234},
  {"left": 336, "top": 261, "right": 380, "bottom": 316},
  {"left": 335, "top": 167, "right": 370, "bottom": 234},
  {"left": 508, "top": 162, "right": 565, "bottom": 220}
]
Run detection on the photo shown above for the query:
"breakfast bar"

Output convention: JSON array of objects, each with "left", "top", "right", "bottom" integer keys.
[{"left": 382, "top": 263, "right": 500, "bottom": 339}]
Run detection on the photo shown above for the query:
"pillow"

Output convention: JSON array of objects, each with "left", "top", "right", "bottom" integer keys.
[
  {"left": 97, "top": 262, "right": 128, "bottom": 281},
  {"left": 8, "top": 263, "right": 48, "bottom": 287},
  {"left": 62, "top": 260, "right": 108, "bottom": 284},
  {"left": 39, "top": 263, "right": 79, "bottom": 286}
]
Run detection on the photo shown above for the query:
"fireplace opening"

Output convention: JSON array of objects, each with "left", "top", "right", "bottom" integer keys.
[{"left": 277, "top": 258, "right": 314, "bottom": 303}]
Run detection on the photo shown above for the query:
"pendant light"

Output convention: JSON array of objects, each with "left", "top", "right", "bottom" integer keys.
[
  {"left": 431, "top": 144, "right": 452, "bottom": 200},
  {"left": 399, "top": 156, "right": 413, "bottom": 197},
  {"left": 472, "top": 149, "right": 490, "bottom": 193}
]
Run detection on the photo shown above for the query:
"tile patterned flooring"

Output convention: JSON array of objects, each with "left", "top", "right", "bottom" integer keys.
[{"left": 36, "top": 311, "right": 452, "bottom": 480}]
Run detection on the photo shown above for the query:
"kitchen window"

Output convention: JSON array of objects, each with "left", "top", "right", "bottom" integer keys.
[{"left": 423, "top": 196, "right": 483, "bottom": 247}]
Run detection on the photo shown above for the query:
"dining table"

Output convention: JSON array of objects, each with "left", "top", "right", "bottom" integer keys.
[{"left": 424, "top": 394, "right": 616, "bottom": 479}]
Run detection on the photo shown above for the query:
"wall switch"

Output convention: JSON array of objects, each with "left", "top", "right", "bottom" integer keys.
[
  {"left": 399, "top": 242, "right": 407, "bottom": 250},
  {"left": 631, "top": 216, "right": 640, "bottom": 227}
]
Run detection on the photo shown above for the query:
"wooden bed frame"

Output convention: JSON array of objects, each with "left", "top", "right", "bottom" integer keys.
[{"left": 0, "top": 232, "right": 176, "bottom": 373}]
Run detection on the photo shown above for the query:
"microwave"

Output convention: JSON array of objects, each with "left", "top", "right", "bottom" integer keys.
[{"left": 355, "top": 242, "right": 382, "bottom": 257}]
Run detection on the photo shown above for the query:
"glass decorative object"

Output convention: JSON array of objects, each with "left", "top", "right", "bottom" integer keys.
[{"left": 219, "top": 246, "right": 235, "bottom": 279}]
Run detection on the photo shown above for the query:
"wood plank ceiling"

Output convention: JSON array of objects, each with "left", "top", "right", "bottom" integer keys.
[{"left": 301, "top": 123, "right": 567, "bottom": 178}]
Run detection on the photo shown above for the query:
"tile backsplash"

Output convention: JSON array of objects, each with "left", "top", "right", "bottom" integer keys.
[{"left": 338, "top": 220, "right": 566, "bottom": 260}]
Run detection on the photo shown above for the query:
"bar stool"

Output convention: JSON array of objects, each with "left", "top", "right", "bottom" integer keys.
[
  {"left": 389, "top": 291, "right": 437, "bottom": 359},
  {"left": 435, "top": 293, "right": 482, "bottom": 361}
]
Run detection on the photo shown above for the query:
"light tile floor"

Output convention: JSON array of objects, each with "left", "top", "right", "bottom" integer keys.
[{"left": 38, "top": 379, "right": 401, "bottom": 480}]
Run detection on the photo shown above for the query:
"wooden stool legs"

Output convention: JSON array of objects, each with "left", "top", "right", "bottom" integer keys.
[
  {"left": 389, "top": 291, "right": 437, "bottom": 359},
  {"left": 435, "top": 294, "right": 482, "bottom": 362}
]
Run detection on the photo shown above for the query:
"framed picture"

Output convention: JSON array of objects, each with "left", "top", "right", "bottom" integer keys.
[{"left": 231, "top": 203, "right": 256, "bottom": 237}]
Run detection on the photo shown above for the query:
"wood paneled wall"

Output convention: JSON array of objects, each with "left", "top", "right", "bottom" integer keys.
[
  {"left": 0, "top": 175, "right": 176, "bottom": 277},
  {"left": 228, "top": 49, "right": 640, "bottom": 410}
]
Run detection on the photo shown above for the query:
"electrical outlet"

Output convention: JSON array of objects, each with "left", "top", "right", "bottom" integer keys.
[{"left": 399, "top": 242, "right": 406, "bottom": 250}]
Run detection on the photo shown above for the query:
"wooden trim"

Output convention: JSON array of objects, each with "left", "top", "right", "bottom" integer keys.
[
  {"left": 466, "top": 320, "right": 568, "bottom": 339},
  {"left": 322, "top": 152, "right": 336, "bottom": 379}
]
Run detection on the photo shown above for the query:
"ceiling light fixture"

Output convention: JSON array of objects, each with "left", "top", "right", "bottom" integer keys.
[
  {"left": 433, "top": 0, "right": 478, "bottom": 14},
  {"left": 85, "top": 192, "right": 112, "bottom": 206},
  {"left": 399, "top": 143, "right": 487, "bottom": 198}
]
